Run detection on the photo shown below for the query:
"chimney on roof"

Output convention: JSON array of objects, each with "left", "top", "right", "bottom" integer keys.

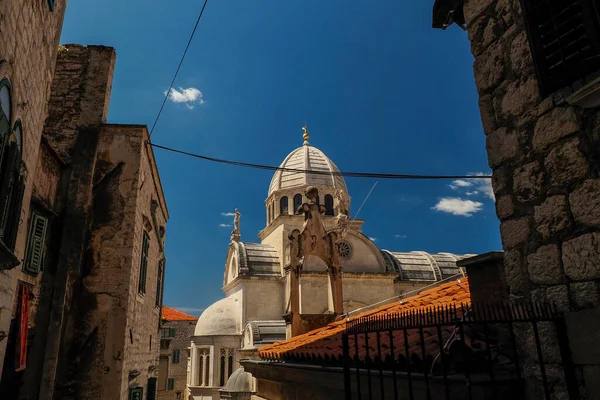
[{"left": 457, "top": 252, "right": 507, "bottom": 303}]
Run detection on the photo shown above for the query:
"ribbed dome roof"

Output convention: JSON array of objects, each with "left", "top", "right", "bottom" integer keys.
[{"left": 268, "top": 142, "right": 347, "bottom": 196}]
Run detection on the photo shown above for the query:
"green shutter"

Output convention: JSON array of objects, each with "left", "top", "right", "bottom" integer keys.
[
  {"left": 167, "top": 378, "right": 174, "bottom": 390},
  {"left": 138, "top": 231, "right": 149, "bottom": 294},
  {"left": 169, "top": 327, "right": 175, "bottom": 337},
  {"left": 24, "top": 212, "right": 48, "bottom": 274}
]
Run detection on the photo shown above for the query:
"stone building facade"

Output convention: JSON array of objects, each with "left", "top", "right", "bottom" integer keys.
[
  {"left": 434, "top": 0, "right": 600, "bottom": 398},
  {"left": 0, "top": 43, "right": 170, "bottom": 400},
  {"left": 158, "top": 306, "right": 197, "bottom": 400},
  {"left": 0, "top": 0, "right": 67, "bottom": 381}
]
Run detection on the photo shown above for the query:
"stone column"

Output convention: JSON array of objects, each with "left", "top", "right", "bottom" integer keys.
[
  {"left": 190, "top": 342, "right": 197, "bottom": 386},
  {"left": 328, "top": 268, "right": 343, "bottom": 315},
  {"left": 209, "top": 345, "right": 215, "bottom": 387}
]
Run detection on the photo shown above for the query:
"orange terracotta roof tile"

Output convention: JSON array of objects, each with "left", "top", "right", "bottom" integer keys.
[
  {"left": 258, "top": 278, "right": 470, "bottom": 360},
  {"left": 162, "top": 306, "right": 198, "bottom": 321}
]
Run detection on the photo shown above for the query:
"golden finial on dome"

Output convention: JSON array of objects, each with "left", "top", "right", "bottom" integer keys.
[{"left": 302, "top": 125, "right": 310, "bottom": 145}]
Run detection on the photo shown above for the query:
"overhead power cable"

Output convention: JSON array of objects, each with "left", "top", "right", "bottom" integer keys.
[
  {"left": 149, "top": 0, "right": 210, "bottom": 137},
  {"left": 148, "top": 142, "right": 492, "bottom": 180}
]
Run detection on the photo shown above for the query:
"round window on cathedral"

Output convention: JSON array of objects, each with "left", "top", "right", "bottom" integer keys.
[{"left": 338, "top": 241, "right": 352, "bottom": 259}]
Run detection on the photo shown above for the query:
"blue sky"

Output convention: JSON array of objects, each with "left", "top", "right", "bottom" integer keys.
[{"left": 60, "top": 0, "right": 501, "bottom": 316}]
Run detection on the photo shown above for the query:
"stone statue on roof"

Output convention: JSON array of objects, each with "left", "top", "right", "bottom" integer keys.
[
  {"left": 335, "top": 189, "right": 350, "bottom": 216},
  {"left": 231, "top": 208, "right": 241, "bottom": 242}
]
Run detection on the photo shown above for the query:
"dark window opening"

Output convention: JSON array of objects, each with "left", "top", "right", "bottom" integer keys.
[
  {"left": 324, "top": 195, "right": 334, "bottom": 216},
  {"left": 138, "top": 231, "right": 150, "bottom": 294},
  {"left": 521, "top": 0, "right": 600, "bottom": 96},
  {"left": 156, "top": 259, "right": 165, "bottom": 307},
  {"left": 167, "top": 378, "right": 174, "bottom": 391},
  {"left": 228, "top": 354, "right": 233, "bottom": 378},
  {"left": 293, "top": 194, "right": 302, "bottom": 214},
  {"left": 147, "top": 378, "right": 157, "bottom": 400},
  {"left": 279, "top": 196, "right": 288, "bottom": 215},
  {"left": 219, "top": 355, "right": 225, "bottom": 386},
  {"left": 173, "top": 349, "right": 180, "bottom": 364}
]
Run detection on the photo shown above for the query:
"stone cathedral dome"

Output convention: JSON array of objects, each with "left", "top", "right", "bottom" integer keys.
[{"left": 268, "top": 129, "right": 347, "bottom": 196}]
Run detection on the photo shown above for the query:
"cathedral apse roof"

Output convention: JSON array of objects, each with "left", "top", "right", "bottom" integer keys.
[
  {"left": 381, "top": 250, "right": 476, "bottom": 281},
  {"left": 237, "top": 242, "right": 280, "bottom": 276}
]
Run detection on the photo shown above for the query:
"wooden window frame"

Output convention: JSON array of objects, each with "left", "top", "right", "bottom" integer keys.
[{"left": 172, "top": 348, "right": 180, "bottom": 364}]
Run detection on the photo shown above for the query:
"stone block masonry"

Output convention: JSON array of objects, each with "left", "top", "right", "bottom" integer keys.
[
  {"left": 461, "top": 0, "right": 600, "bottom": 397},
  {"left": 0, "top": 0, "right": 67, "bottom": 383}
]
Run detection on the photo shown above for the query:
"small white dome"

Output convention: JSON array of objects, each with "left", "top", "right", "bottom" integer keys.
[
  {"left": 268, "top": 142, "right": 347, "bottom": 196},
  {"left": 220, "top": 366, "right": 255, "bottom": 393},
  {"left": 194, "top": 293, "right": 242, "bottom": 336}
]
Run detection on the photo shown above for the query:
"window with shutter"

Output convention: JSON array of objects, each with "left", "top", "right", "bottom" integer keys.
[
  {"left": 169, "top": 327, "right": 175, "bottom": 337},
  {"left": 23, "top": 212, "right": 49, "bottom": 274},
  {"left": 521, "top": 0, "right": 600, "bottom": 96},
  {"left": 172, "top": 349, "right": 180, "bottom": 364},
  {"left": 138, "top": 231, "right": 150, "bottom": 295},
  {"left": 167, "top": 378, "right": 174, "bottom": 390}
]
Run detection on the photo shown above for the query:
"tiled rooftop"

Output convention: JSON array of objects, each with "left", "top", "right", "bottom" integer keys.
[
  {"left": 258, "top": 278, "right": 470, "bottom": 360},
  {"left": 162, "top": 306, "right": 198, "bottom": 321}
]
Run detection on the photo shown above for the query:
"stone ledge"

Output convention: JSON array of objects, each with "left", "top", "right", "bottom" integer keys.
[{"left": 567, "top": 77, "right": 600, "bottom": 109}]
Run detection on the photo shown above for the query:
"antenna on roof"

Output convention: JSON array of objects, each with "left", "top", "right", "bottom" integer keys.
[{"left": 352, "top": 181, "right": 378, "bottom": 221}]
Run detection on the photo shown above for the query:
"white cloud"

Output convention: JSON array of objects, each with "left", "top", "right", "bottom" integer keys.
[
  {"left": 466, "top": 191, "right": 479, "bottom": 196},
  {"left": 468, "top": 172, "right": 495, "bottom": 200},
  {"left": 219, "top": 223, "right": 231, "bottom": 228},
  {"left": 221, "top": 212, "right": 236, "bottom": 217},
  {"left": 165, "top": 87, "right": 205, "bottom": 109},
  {"left": 394, "top": 234, "right": 407, "bottom": 239},
  {"left": 369, "top": 237, "right": 377, "bottom": 242},
  {"left": 432, "top": 197, "right": 484, "bottom": 217},
  {"left": 449, "top": 179, "right": 473, "bottom": 190}
]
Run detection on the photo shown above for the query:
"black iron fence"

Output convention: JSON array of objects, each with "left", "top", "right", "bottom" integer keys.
[{"left": 342, "top": 301, "right": 578, "bottom": 400}]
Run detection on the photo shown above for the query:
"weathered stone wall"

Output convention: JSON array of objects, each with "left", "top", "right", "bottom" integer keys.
[
  {"left": 0, "top": 0, "right": 66, "bottom": 380},
  {"left": 463, "top": 0, "right": 600, "bottom": 397},
  {"left": 45, "top": 44, "right": 115, "bottom": 162},
  {"left": 157, "top": 319, "right": 196, "bottom": 399},
  {"left": 119, "top": 125, "right": 169, "bottom": 399}
]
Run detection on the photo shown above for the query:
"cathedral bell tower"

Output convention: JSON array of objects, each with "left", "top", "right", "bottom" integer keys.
[{"left": 284, "top": 186, "right": 346, "bottom": 338}]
